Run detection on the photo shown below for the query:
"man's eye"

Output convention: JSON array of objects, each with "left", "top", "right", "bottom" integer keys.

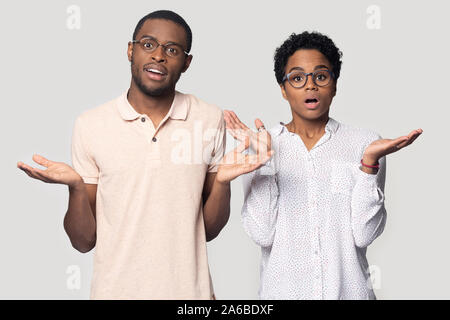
[
  {"left": 293, "top": 76, "right": 304, "bottom": 82},
  {"left": 167, "top": 47, "right": 178, "bottom": 54},
  {"left": 143, "top": 42, "right": 154, "bottom": 49}
]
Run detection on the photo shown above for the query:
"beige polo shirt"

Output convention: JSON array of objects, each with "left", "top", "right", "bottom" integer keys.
[{"left": 71, "top": 90, "right": 225, "bottom": 299}]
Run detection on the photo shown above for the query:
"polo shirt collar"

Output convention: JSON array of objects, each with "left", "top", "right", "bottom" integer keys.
[{"left": 117, "top": 90, "right": 189, "bottom": 121}]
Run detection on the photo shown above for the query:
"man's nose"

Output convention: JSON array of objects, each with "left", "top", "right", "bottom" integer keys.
[{"left": 151, "top": 45, "right": 166, "bottom": 63}]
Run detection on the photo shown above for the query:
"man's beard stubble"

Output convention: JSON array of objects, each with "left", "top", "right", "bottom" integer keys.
[{"left": 131, "top": 58, "right": 180, "bottom": 97}]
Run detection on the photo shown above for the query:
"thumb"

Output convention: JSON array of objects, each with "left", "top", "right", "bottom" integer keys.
[
  {"left": 254, "top": 118, "right": 265, "bottom": 130},
  {"left": 32, "top": 154, "right": 53, "bottom": 168}
]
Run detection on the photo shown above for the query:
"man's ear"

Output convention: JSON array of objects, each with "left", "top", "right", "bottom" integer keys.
[
  {"left": 280, "top": 83, "right": 288, "bottom": 101},
  {"left": 127, "top": 42, "right": 133, "bottom": 63},
  {"left": 181, "top": 54, "right": 193, "bottom": 73}
]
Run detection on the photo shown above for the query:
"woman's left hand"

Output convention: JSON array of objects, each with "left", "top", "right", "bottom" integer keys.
[{"left": 362, "top": 128, "right": 423, "bottom": 165}]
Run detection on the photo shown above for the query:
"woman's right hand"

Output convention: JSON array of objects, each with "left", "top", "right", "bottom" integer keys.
[
  {"left": 223, "top": 110, "right": 272, "bottom": 155},
  {"left": 17, "top": 154, "right": 83, "bottom": 188}
]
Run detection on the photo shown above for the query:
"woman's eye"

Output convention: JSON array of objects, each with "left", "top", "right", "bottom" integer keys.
[{"left": 316, "top": 74, "right": 327, "bottom": 81}]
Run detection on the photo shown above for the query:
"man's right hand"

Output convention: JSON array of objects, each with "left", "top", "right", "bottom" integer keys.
[{"left": 17, "top": 154, "right": 83, "bottom": 188}]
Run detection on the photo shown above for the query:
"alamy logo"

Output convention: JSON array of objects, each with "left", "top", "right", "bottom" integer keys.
[
  {"left": 366, "top": 5, "right": 381, "bottom": 30},
  {"left": 66, "top": 265, "right": 81, "bottom": 290},
  {"left": 66, "top": 5, "right": 81, "bottom": 30}
]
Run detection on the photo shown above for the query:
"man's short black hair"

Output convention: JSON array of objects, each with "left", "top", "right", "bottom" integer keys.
[
  {"left": 274, "top": 31, "right": 343, "bottom": 84},
  {"left": 132, "top": 10, "right": 192, "bottom": 53}
]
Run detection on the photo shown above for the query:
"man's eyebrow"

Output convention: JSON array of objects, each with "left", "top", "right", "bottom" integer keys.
[
  {"left": 288, "top": 65, "right": 330, "bottom": 73},
  {"left": 139, "top": 34, "right": 184, "bottom": 48}
]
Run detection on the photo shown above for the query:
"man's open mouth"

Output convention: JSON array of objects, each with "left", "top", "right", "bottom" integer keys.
[
  {"left": 144, "top": 68, "right": 167, "bottom": 80},
  {"left": 145, "top": 68, "right": 166, "bottom": 75}
]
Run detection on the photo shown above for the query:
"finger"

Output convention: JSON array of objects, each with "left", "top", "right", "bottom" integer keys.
[
  {"left": 225, "top": 115, "right": 245, "bottom": 138},
  {"left": 32, "top": 166, "right": 51, "bottom": 177},
  {"left": 403, "top": 131, "right": 422, "bottom": 147},
  {"left": 229, "top": 111, "right": 250, "bottom": 131},
  {"left": 395, "top": 139, "right": 411, "bottom": 149},
  {"left": 405, "top": 128, "right": 423, "bottom": 139},
  {"left": 226, "top": 126, "right": 249, "bottom": 142},
  {"left": 21, "top": 166, "right": 49, "bottom": 182},
  {"left": 388, "top": 136, "right": 409, "bottom": 149},
  {"left": 224, "top": 114, "right": 236, "bottom": 132},
  {"left": 223, "top": 110, "right": 234, "bottom": 126},
  {"left": 17, "top": 162, "right": 37, "bottom": 172},
  {"left": 20, "top": 167, "right": 34, "bottom": 178},
  {"left": 254, "top": 118, "right": 266, "bottom": 131},
  {"left": 32, "top": 154, "right": 53, "bottom": 168},
  {"left": 32, "top": 170, "right": 53, "bottom": 183},
  {"left": 395, "top": 131, "right": 421, "bottom": 149},
  {"left": 226, "top": 112, "right": 241, "bottom": 131}
]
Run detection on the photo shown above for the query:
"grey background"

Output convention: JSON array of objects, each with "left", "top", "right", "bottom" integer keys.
[{"left": 1, "top": 0, "right": 448, "bottom": 299}]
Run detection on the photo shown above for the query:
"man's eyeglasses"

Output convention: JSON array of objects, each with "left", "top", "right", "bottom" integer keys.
[
  {"left": 131, "top": 37, "right": 189, "bottom": 58},
  {"left": 282, "top": 69, "right": 335, "bottom": 88}
]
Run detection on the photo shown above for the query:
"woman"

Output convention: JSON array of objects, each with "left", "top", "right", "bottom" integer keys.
[{"left": 223, "top": 31, "right": 422, "bottom": 300}]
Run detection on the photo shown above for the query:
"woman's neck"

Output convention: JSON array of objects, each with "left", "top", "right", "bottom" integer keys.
[{"left": 286, "top": 113, "right": 329, "bottom": 139}]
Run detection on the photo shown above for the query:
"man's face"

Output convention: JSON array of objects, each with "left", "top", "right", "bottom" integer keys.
[
  {"left": 280, "top": 49, "right": 336, "bottom": 121},
  {"left": 127, "top": 18, "right": 192, "bottom": 96}
]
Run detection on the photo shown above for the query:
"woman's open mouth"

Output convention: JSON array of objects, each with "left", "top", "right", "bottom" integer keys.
[{"left": 304, "top": 98, "right": 320, "bottom": 110}]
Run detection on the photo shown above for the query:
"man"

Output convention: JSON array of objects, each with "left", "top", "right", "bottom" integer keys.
[{"left": 17, "top": 10, "right": 271, "bottom": 299}]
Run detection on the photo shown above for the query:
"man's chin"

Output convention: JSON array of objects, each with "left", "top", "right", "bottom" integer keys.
[{"left": 137, "top": 82, "right": 171, "bottom": 97}]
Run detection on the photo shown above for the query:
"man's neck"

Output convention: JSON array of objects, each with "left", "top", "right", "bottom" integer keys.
[{"left": 127, "top": 82, "right": 175, "bottom": 120}]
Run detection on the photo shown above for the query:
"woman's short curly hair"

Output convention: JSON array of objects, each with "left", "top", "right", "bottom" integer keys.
[{"left": 274, "top": 31, "right": 343, "bottom": 84}]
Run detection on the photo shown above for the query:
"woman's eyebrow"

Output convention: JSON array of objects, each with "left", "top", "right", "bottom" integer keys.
[
  {"left": 288, "top": 65, "right": 330, "bottom": 73},
  {"left": 288, "top": 66, "right": 304, "bottom": 73},
  {"left": 314, "top": 65, "right": 329, "bottom": 70}
]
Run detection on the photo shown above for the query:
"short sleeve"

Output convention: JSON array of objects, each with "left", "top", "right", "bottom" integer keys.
[
  {"left": 207, "top": 112, "right": 226, "bottom": 173},
  {"left": 71, "top": 116, "right": 99, "bottom": 184}
]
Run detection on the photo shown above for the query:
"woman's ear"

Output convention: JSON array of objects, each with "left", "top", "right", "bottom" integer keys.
[
  {"left": 280, "top": 83, "right": 288, "bottom": 101},
  {"left": 332, "top": 82, "right": 337, "bottom": 97}
]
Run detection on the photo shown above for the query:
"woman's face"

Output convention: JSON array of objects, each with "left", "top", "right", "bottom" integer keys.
[{"left": 280, "top": 49, "right": 336, "bottom": 121}]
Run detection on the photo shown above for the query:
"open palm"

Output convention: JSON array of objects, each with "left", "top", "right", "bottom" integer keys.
[
  {"left": 216, "top": 138, "right": 274, "bottom": 184},
  {"left": 224, "top": 110, "right": 272, "bottom": 155},
  {"left": 363, "top": 129, "right": 423, "bottom": 162},
  {"left": 17, "top": 154, "right": 81, "bottom": 186}
]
